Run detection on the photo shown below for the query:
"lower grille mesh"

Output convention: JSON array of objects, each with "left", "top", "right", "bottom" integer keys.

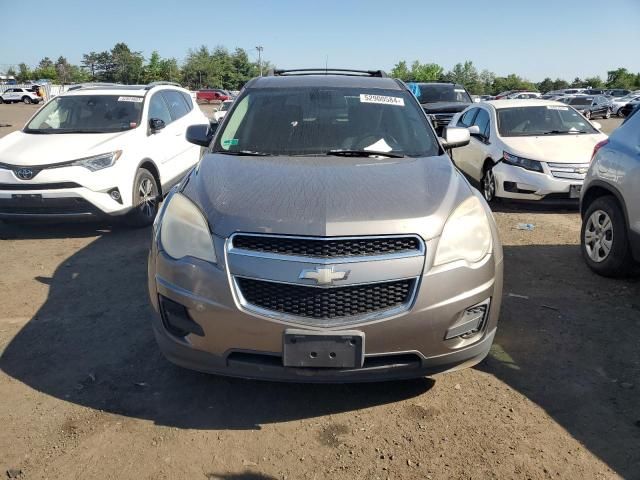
[{"left": 237, "top": 278, "right": 413, "bottom": 320}]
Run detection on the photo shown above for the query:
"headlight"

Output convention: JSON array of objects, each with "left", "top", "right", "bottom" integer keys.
[
  {"left": 434, "top": 196, "right": 492, "bottom": 266},
  {"left": 70, "top": 151, "right": 122, "bottom": 171},
  {"left": 160, "top": 193, "right": 216, "bottom": 263},
  {"left": 502, "top": 151, "right": 543, "bottom": 173}
]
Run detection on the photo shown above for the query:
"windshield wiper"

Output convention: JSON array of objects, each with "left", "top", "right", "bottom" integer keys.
[
  {"left": 326, "top": 149, "right": 405, "bottom": 158},
  {"left": 540, "top": 130, "right": 588, "bottom": 135},
  {"left": 215, "top": 150, "right": 273, "bottom": 156}
]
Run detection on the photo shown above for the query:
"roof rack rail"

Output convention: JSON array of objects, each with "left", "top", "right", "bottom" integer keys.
[
  {"left": 67, "top": 82, "right": 122, "bottom": 91},
  {"left": 145, "top": 81, "right": 181, "bottom": 89},
  {"left": 267, "top": 68, "right": 388, "bottom": 78}
]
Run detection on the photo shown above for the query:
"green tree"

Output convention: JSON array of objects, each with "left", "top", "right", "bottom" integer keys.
[
  {"left": 390, "top": 60, "right": 411, "bottom": 81},
  {"left": 159, "top": 58, "right": 180, "bottom": 83},
  {"left": 55, "top": 56, "right": 72, "bottom": 84},
  {"left": 81, "top": 52, "right": 100, "bottom": 80},
  {"left": 110, "top": 42, "right": 144, "bottom": 84},
  {"left": 551, "top": 78, "right": 569, "bottom": 91},
  {"left": 444, "top": 61, "right": 480, "bottom": 92},
  {"left": 537, "top": 77, "right": 554, "bottom": 93},
  {"left": 606, "top": 68, "right": 636, "bottom": 89},
  {"left": 492, "top": 74, "right": 536, "bottom": 94},
  {"left": 33, "top": 57, "right": 57, "bottom": 81},
  {"left": 16, "top": 63, "right": 31, "bottom": 83},
  {"left": 6, "top": 66, "right": 17, "bottom": 79},
  {"left": 411, "top": 61, "right": 443, "bottom": 82},
  {"left": 143, "top": 51, "right": 164, "bottom": 83},
  {"left": 584, "top": 76, "right": 603, "bottom": 88}
]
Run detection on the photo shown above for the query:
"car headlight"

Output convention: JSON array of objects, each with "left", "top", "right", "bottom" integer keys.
[
  {"left": 70, "top": 151, "right": 122, "bottom": 171},
  {"left": 434, "top": 196, "right": 492, "bottom": 266},
  {"left": 502, "top": 151, "right": 543, "bottom": 173},
  {"left": 159, "top": 193, "right": 216, "bottom": 263}
]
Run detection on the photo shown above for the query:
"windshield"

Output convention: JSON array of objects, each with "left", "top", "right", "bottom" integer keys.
[
  {"left": 415, "top": 83, "right": 471, "bottom": 104},
  {"left": 25, "top": 95, "right": 143, "bottom": 133},
  {"left": 220, "top": 101, "right": 233, "bottom": 111},
  {"left": 567, "top": 97, "right": 593, "bottom": 106},
  {"left": 497, "top": 105, "right": 598, "bottom": 136},
  {"left": 212, "top": 87, "right": 440, "bottom": 157}
]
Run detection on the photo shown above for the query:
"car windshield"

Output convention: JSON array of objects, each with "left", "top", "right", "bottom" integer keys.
[
  {"left": 212, "top": 86, "right": 440, "bottom": 157},
  {"left": 220, "top": 101, "right": 232, "bottom": 111},
  {"left": 25, "top": 95, "right": 143, "bottom": 133},
  {"left": 567, "top": 97, "right": 593, "bottom": 106},
  {"left": 415, "top": 84, "right": 471, "bottom": 104},
  {"left": 497, "top": 105, "right": 598, "bottom": 136}
]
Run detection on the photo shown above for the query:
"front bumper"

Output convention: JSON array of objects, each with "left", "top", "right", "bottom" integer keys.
[
  {"left": 148, "top": 237, "right": 503, "bottom": 382},
  {"left": 493, "top": 161, "right": 584, "bottom": 201}
]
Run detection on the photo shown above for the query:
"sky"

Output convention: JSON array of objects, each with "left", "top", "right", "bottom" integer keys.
[{"left": 1, "top": 0, "right": 639, "bottom": 82}]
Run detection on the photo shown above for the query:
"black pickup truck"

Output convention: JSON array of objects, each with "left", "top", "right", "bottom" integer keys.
[{"left": 410, "top": 82, "right": 473, "bottom": 136}]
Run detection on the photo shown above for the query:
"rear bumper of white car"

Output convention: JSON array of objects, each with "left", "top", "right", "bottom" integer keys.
[{"left": 493, "top": 161, "right": 586, "bottom": 201}]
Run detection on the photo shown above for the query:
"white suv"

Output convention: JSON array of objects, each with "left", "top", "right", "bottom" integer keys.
[
  {"left": 0, "top": 87, "right": 42, "bottom": 104},
  {"left": 0, "top": 82, "right": 208, "bottom": 226}
]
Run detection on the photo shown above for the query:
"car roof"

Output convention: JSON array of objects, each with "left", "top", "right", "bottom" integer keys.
[
  {"left": 62, "top": 83, "right": 189, "bottom": 97},
  {"left": 247, "top": 74, "right": 403, "bottom": 90},
  {"left": 485, "top": 99, "right": 572, "bottom": 109}
]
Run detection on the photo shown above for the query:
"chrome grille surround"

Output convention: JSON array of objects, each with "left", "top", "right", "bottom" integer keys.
[
  {"left": 547, "top": 162, "right": 590, "bottom": 180},
  {"left": 226, "top": 234, "right": 425, "bottom": 327}
]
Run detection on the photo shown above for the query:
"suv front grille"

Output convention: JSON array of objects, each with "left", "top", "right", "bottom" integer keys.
[
  {"left": 430, "top": 113, "right": 455, "bottom": 128},
  {"left": 237, "top": 278, "right": 414, "bottom": 320},
  {"left": 232, "top": 235, "right": 421, "bottom": 258}
]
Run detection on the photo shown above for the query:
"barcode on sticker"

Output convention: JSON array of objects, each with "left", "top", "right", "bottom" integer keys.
[
  {"left": 118, "top": 96, "right": 144, "bottom": 103},
  {"left": 360, "top": 94, "right": 405, "bottom": 106}
]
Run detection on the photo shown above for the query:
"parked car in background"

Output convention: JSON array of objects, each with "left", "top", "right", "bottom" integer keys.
[
  {"left": 0, "top": 82, "right": 208, "bottom": 225},
  {"left": 410, "top": 81, "right": 473, "bottom": 135},
  {"left": 212, "top": 99, "right": 233, "bottom": 122},
  {"left": 148, "top": 69, "right": 503, "bottom": 382},
  {"left": 449, "top": 100, "right": 607, "bottom": 202},
  {"left": 0, "top": 88, "right": 42, "bottom": 104},
  {"left": 479, "top": 95, "right": 492, "bottom": 101},
  {"left": 564, "top": 95, "right": 611, "bottom": 119},
  {"left": 196, "top": 88, "right": 230, "bottom": 103},
  {"left": 618, "top": 99, "right": 640, "bottom": 118},
  {"left": 610, "top": 94, "right": 640, "bottom": 116},
  {"left": 580, "top": 109, "right": 640, "bottom": 277},
  {"left": 583, "top": 89, "right": 607, "bottom": 96},
  {"left": 506, "top": 91, "right": 541, "bottom": 99},
  {"left": 606, "top": 89, "right": 631, "bottom": 98}
]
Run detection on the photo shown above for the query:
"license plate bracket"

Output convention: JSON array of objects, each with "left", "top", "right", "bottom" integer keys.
[
  {"left": 283, "top": 330, "right": 364, "bottom": 368},
  {"left": 570, "top": 185, "right": 582, "bottom": 199},
  {"left": 12, "top": 194, "right": 43, "bottom": 201}
]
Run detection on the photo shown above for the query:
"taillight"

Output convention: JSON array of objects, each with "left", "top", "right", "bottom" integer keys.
[{"left": 591, "top": 139, "right": 609, "bottom": 161}]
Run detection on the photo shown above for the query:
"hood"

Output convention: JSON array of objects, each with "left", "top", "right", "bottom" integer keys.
[
  {"left": 0, "top": 130, "right": 135, "bottom": 166},
  {"left": 501, "top": 133, "right": 607, "bottom": 164},
  {"left": 421, "top": 102, "right": 470, "bottom": 114},
  {"left": 182, "top": 154, "right": 470, "bottom": 240}
]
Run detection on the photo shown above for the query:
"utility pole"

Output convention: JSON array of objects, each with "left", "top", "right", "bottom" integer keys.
[{"left": 256, "top": 46, "right": 264, "bottom": 76}]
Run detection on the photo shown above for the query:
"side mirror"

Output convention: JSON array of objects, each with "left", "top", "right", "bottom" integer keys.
[
  {"left": 186, "top": 124, "right": 213, "bottom": 147},
  {"left": 442, "top": 126, "right": 471, "bottom": 149},
  {"left": 149, "top": 118, "right": 166, "bottom": 133},
  {"left": 591, "top": 121, "right": 602, "bottom": 130},
  {"left": 467, "top": 125, "right": 481, "bottom": 136}
]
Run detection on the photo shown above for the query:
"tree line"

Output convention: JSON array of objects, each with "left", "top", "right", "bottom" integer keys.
[
  {"left": 391, "top": 60, "right": 640, "bottom": 94},
  {"left": 5, "top": 44, "right": 640, "bottom": 94},
  {"left": 5, "top": 42, "right": 265, "bottom": 90}
]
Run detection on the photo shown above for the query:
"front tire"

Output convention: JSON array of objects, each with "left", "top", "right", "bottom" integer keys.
[
  {"left": 481, "top": 162, "right": 499, "bottom": 203},
  {"left": 126, "top": 169, "right": 159, "bottom": 227},
  {"left": 581, "top": 196, "right": 633, "bottom": 277},
  {"left": 22, "top": 96, "right": 31, "bottom": 104},
  {"left": 617, "top": 108, "right": 625, "bottom": 117},
  {"left": 585, "top": 110, "right": 592, "bottom": 120}
]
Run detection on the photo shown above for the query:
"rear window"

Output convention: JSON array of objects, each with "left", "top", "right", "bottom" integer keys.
[{"left": 414, "top": 83, "right": 471, "bottom": 104}]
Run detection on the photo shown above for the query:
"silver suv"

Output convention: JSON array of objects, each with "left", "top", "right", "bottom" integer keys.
[
  {"left": 581, "top": 109, "right": 640, "bottom": 276},
  {"left": 147, "top": 69, "right": 504, "bottom": 382}
]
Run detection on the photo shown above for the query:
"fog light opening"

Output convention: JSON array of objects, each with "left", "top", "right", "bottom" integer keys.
[
  {"left": 159, "top": 295, "right": 205, "bottom": 338},
  {"left": 108, "top": 187, "right": 123, "bottom": 204},
  {"left": 445, "top": 301, "right": 489, "bottom": 340}
]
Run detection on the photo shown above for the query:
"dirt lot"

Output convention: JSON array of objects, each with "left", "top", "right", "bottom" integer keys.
[{"left": 0, "top": 103, "right": 638, "bottom": 480}]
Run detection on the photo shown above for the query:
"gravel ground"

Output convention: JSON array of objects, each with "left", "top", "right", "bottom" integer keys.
[{"left": 0, "top": 103, "right": 638, "bottom": 480}]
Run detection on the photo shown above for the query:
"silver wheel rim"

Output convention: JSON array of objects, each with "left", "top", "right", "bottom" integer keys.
[
  {"left": 483, "top": 168, "right": 496, "bottom": 201},
  {"left": 24, "top": 97, "right": 30, "bottom": 104},
  {"left": 138, "top": 177, "right": 156, "bottom": 218},
  {"left": 585, "top": 111, "right": 591, "bottom": 119},
  {"left": 584, "top": 209, "right": 613, "bottom": 263}
]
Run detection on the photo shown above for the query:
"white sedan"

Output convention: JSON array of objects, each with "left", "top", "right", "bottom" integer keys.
[
  {"left": 212, "top": 99, "right": 234, "bottom": 122},
  {"left": 449, "top": 100, "right": 608, "bottom": 202}
]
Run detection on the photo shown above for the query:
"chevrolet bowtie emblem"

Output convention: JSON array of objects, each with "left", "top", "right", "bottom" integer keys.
[{"left": 299, "top": 266, "right": 350, "bottom": 285}]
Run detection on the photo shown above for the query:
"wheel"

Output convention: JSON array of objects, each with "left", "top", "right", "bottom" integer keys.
[
  {"left": 0, "top": 97, "right": 4, "bottom": 104},
  {"left": 603, "top": 109, "right": 611, "bottom": 119},
  {"left": 481, "top": 162, "right": 499, "bottom": 203},
  {"left": 22, "top": 96, "right": 31, "bottom": 104},
  {"left": 585, "top": 110, "right": 592, "bottom": 120},
  {"left": 581, "top": 196, "right": 634, "bottom": 277},
  {"left": 126, "top": 169, "right": 159, "bottom": 227},
  {"left": 617, "top": 108, "right": 625, "bottom": 117}
]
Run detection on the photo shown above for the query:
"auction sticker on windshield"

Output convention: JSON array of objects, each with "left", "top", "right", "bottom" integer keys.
[
  {"left": 360, "top": 94, "right": 405, "bottom": 107},
  {"left": 547, "top": 105, "right": 569, "bottom": 110},
  {"left": 118, "top": 96, "right": 144, "bottom": 103}
]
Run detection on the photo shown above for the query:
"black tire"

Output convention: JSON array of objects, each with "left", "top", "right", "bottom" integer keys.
[
  {"left": 0, "top": 97, "right": 4, "bottom": 104},
  {"left": 617, "top": 108, "right": 625, "bottom": 118},
  {"left": 22, "top": 96, "right": 31, "bottom": 104},
  {"left": 126, "top": 168, "right": 159, "bottom": 227},
  {"left": 585, "top": 110, "right": 592, "bottom": 120},
  {"left": 581, "top": 196, "right": 634, "bottom": 277},
  {"left": 481, "top": 162, "right": 499, "bottom": 203}
]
